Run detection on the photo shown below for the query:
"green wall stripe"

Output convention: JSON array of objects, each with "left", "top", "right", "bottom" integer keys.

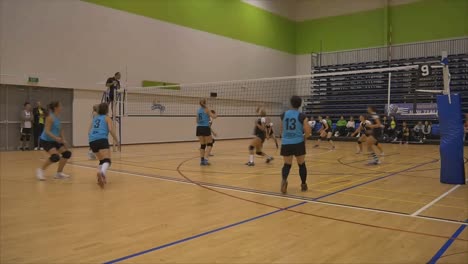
[
  {"left": 142, "top": 80, "right": 180, "bottom": 90},
  {"left": 296, "top": 0, "right": 468, "bottom": 54},
  {"left": 390, "top": 0, "right": 468, "bottom": 45},
  {"left": 84, "top": 0, "right": 296, "bottom": 54},
  {"left": 84, "top": 0, "right": 467, "bottom": 55},
  {"left": 296, "top": 8, "right": 387, "bottom": 54}
]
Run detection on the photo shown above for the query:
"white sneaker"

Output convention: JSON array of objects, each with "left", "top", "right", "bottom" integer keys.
[
  {"left": 88, "top": 151, "right": 96, "bottom": 160},
  {"left": 34, "top": 147, "right": 38, "bottom": 151},
  {"left": 39, "top": 147, "right": 44, "bottom": 150},
  {"left": 36, "top": 169, "right": 45, "bottom": 181},
  {"left": 54, "top": 172, "right": 70, "bottom": 179}
]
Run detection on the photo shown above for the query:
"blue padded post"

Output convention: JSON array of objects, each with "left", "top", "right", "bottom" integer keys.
[{"left": 436, "top": 94, "right": 465, "bottom": 184}]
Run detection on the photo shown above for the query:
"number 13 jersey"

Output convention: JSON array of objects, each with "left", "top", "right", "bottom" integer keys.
[{"left": 281, "top": 110, "right": 306, "bottom": 145}]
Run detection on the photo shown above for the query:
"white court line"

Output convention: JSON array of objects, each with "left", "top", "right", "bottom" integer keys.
[
  {"left": 411, "top": 185, "right": 462, "bottom": 216},
  {"left": 70, "top": 163, "right": 467, "bottom": 226}
]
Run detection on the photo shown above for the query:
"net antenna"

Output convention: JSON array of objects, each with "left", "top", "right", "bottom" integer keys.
[{"left": 415, "top": 51, "right": 451, "bottom": 103}]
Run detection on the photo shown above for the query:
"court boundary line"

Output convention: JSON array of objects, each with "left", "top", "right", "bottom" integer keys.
[
  {"left": 69, "top": 159, "right": 468, "bottom": 263},
  {"left": 427, "top": 220, "right": 468, "bottom": 264},
  {"left": 102, "top": 202, "right": 307, "bottom": 264},
  {"left": 70, "top": 162, "right": 467, "bottom": 226},
  {"left": 411, "top": 185, "right": 461, "bottom": 216},
  {"left": 98, "top": 157, "right": 466, "bottom": 263}
]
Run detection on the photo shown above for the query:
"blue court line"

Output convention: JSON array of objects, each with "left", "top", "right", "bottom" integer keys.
[
  {"left": 314, "top": 160, "right": 435, "bottom": 201},
  {"left": 101, "top": 159, "right": 437, "bottom": 264},
  {"left": 102, "top": 202, "right": 307, "bottom": 264},
  {"left": 427, "top": 220, "right": 467, "bottom": 264},
  {"left": 75, "top": 160, "right": 467, "bottom": 225}
]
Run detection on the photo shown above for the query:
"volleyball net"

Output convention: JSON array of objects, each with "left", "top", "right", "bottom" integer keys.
[
  {"left": 116, "top": 62, "right": 446, "bottom": 121},
  {"left": 118, "top": 77, "right": 311, "bottom": 117}
]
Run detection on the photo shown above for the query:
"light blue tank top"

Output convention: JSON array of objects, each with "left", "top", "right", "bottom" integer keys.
[
  {"left": 40, "top": 113, "right": 61, "bottom": 142},
  {"left": 281, "top": 110, "right": 304, "bottom": 145},
  {"left": 197, "top": 108, "right": 210, "bottom": 127},
  {"left": 89, "top": 115, "right": 109, "bottom": 142}
]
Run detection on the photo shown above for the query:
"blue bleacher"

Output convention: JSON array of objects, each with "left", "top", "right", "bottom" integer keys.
[{"left": 305, "top": 53, "right": 468, "bottom": 127}]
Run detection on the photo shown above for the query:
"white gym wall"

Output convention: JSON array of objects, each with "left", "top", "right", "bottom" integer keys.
[{"left": 1, "top": 0, "right": 295, "bottom": 146}]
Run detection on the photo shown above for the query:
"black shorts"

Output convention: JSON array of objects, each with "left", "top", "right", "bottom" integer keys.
[
  {"left": 374, "top": 128, "right": 382, "bottom": 138},
  {"left": 321, "top": 129, "right": 331, "bottom": 137},
  {"left": 196, "top": 126, "right": 211, "bottom": 137},
  {"left": 367, "top": 128, "right": 382, "bottom": 139},
  {"left": 89, "top": 138, "right": 110, "bottom": 153},
  {"left": 281, "top": 141, "right": 306, "bottom": 156},
  {"left": 255, "top": 133, "right": 266, "bottom": 143},
  {"left": 21, "top": 128, "right": 32, "bottom": 135},
  {"left": 40, "top": 140, "right": 64, "bottom": 152}
]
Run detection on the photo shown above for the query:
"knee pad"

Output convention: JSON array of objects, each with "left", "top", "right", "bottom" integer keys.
[
  {"left": 49, "top": 154, "right": 60, "bottom": 163},
  {"left": 212, "top": 139, "right": 215, "bottom": 144},
  {"left": 357, "top": 141, "right": 362, "bottom": 145},
  {"left": 200, "top": 144, "right": 207, "bottom": 150},
  {"left": 374, "top": 141, "right": 379, "bottom": 146},
  {"left": 327, "top": 138, "right": 332, "bottom": 142},
  {"left": 249, "top": 145, "right": 255, "bottom": 151},
  {"left": 62, "top": 150, "right": 72, "bottom": 159},
  {"left": 207, "top": 142, "right": 213, "bottom": 147},
  {"left": 256, "top": 151, "right": 264, "bottom": 156},
  {"left": 100, "top": 158, "right": 111, "bottom": 165}
]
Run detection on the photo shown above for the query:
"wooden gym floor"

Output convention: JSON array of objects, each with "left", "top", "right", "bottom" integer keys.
[{"left": 1, "top": 140, "right": 467, "bottom": 264}]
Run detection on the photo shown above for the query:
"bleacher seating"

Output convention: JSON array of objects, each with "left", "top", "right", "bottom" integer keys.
[{"left": 304, "top": 54, "right": 468, "bottom": 130}]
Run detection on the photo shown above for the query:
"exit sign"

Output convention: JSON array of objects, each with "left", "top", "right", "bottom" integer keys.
[{"left": 28, "top": 77, "right": 39, "bottom": 83}]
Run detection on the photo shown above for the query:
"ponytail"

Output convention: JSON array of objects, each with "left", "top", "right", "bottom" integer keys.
[{"left": 46, "top": 101, "right": 60, "bottom": 116}]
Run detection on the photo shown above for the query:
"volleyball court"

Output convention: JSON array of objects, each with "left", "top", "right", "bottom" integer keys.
[{"left": 58, "top": 52, "right": 468, "bottom": 263}]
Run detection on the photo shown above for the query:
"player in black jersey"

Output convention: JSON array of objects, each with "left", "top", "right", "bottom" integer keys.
[
  {"left": 209, "top": 110, "right": 217, "bottom": 156},
  {"left": 352, "top": 115, "right": 384, "bottom": 155},
  {"left": 366, "top": 106, "right": 382, "bottom": 165},
  {"left": 314, "top": 116, "right": 335, "bottom": 149},
  {"left": 246, "top": 108, "right": 274, "bottom": 166},
  {"left": 88, "top": 104, "right": 99, "bottom": 160}
]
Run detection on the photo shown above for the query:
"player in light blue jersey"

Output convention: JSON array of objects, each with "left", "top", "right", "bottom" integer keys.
[
  {"left": 88, "top": 103, "right": 119, "bottom": 188},
  {"left": 196, "top": 99, "right": 217, "bottom": 165},
  {"left": 279, "top": 96, "right": 311, "bottom": 194},
  {"left": 36, "top": 101, "right": 73, "bottom": 181}
]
